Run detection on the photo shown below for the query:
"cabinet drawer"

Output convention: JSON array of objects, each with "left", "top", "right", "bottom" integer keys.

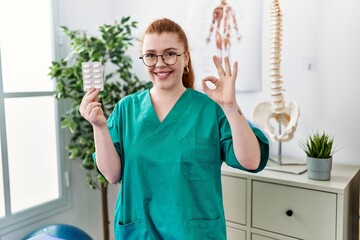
[
  {"left": 252, "top": 181, "right": 336, "bottom": 240},
  {"left": 222, "top": 175, "right": 247, "bottom": 225},
  {"left": 252, "top": 233, "right": 297, "bottom": 240},
  {"left": 252, "top": 234, "right": 276, "bottom": 240},
  {"left": 227, "top": 226, "right": 246, "bottom": 240}
]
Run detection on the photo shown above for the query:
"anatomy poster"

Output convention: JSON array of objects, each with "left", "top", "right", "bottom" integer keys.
[{"left": 186, "top": 0, "right": 262, "bottom": 92}]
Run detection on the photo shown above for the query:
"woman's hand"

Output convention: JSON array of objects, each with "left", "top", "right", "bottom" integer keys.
[
  {"left": 202, "top": 56, "right": 238, "bottom": 112},
  {"left": 79, "top": 88, "right": 106, "bottom": 127}
]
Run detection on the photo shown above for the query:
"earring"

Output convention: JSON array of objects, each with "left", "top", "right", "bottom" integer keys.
[{"left": 184, "top": 66, "right": 190, "bottom": 74}]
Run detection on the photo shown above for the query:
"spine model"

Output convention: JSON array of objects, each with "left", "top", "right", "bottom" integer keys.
[
  {"left": 269, "top": 0, "right": 285, "bottom": 114},
  {"left": 252, "top": 0, "right": 300, "bottom": 144}
]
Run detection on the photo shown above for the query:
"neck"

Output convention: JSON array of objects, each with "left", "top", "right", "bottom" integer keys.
[{"left": 150, "top": 85, "right": 186, "bottom": 102}]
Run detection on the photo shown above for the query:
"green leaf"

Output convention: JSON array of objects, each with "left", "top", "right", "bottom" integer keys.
[
  {"left": 68, "top": 146, "right": 79, "bottom": 160},
  {"left": 60, "top": 117, "right": 70, "bottom": 128},
  {"left": 121, "top": 16, "right": 130, "bottom": 24},
  {"left": 82, "top": 159, "right": 94, "bottom": 170},
  {"left": 299, "top": 131, "right": 337, "bottom": 158},
  {"left": 69, "top": 121, "right": 76, "bottom": 133}
]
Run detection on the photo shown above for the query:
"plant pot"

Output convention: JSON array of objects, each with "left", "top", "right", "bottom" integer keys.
[{"left": 307, "top": 157, "right": 332, "bottom": 181}]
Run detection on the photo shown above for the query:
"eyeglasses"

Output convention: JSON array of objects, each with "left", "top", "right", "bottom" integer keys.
[{"left": 139, "top": 51, "right": 186, "bottom": 67}]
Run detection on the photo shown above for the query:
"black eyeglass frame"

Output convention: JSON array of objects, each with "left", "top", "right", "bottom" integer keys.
[{"left": 139, "top": 51, "right": 186, "bottom": 67}]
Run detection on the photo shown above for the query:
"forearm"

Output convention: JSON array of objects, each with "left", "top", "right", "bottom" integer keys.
[
  {"left": 223, "top": 106, "right": 261, "bottom": 170},
  {"left": 93, "top": 125, "right": 121, "bottom": 183}
]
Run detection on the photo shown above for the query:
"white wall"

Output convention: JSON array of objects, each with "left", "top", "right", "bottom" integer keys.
[
  {"left": 58, "top": 0, "right": 360, "bottom": 166},
  {"left": 114, "top": 0, "right": 360, "bottom": 165},
  {"left": 3, "top": 0, "right": 359, "bottom": 239}
]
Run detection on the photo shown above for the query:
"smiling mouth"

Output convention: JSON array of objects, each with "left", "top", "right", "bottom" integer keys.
[{"left": 155, "top": 71, "right": 173, "bottom": 78}]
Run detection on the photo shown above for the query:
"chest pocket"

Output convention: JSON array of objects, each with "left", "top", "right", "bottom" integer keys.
[{"left": 181, "top": 137, "right": 220, "bottom": 181}]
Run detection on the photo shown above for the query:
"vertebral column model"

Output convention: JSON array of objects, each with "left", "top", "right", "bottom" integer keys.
[{"left": 252, "top": 0, "right": 300, "bottom": 142}]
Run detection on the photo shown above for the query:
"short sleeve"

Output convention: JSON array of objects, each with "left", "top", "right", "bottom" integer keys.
[
  {"left": 218, "top": 107, "right": 269, "bottom": 173},
  {"left": 107, "top": 103, "right": 123, "bottom": 158}
]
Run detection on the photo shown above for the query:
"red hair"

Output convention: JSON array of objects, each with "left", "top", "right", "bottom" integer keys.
[{"left": 141, "top": 18, "right": 194, "bottom": 89}]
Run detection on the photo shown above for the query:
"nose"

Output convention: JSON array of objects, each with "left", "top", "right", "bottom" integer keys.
[{"left": 155, "top": 55, "right": 166, "bottom": 67}]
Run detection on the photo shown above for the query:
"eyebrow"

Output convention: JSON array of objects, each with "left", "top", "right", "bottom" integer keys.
[{"left": 144, "top": 47, "right": 178, "bottom": 53}]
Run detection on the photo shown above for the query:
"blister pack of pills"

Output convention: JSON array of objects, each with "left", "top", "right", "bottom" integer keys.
[{"left": 82, "top": 62, "right": 104, "bottom": 91}]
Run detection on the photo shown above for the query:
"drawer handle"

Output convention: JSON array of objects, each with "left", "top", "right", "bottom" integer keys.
[{"left": 286, "top": 210, "right": 293, "bottom": 217}]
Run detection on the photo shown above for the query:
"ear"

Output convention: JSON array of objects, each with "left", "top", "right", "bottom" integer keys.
[{"left": 184, "top": 51, "right": 190, "bottom": 66}]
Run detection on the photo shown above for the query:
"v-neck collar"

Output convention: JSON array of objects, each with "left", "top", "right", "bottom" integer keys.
[{"left": 141, "top": 88, "right": 191, "bottom": 129}]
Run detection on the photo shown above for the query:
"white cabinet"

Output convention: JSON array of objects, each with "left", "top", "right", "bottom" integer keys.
[
  {"left": 222, "top": 175, "right": 247, "bottom": 225},
  {"left": 253, "top": 181, "right": 336, "bottom": 239},
  {"left": 227, "top": 226, "right": 246, "bottom": 240},
  {"left": 221, "top": 164, "right": 360, "bottom": 240},
  {"left": 252, "top": 234, "right": 278, "bottom": 240}
]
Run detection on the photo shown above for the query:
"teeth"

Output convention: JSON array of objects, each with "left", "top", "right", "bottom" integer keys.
[{"left": 157, "top": 72, "right": 170, "bottom": 77}]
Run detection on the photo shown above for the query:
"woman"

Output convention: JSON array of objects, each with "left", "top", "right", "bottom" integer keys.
[{"left": 80, "top": 18, "right": 268, "bottom": 240}]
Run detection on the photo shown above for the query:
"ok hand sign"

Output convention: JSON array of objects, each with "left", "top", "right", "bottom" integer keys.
[{"left": 202, "top": 56, "right": 238, "bottom": 111}]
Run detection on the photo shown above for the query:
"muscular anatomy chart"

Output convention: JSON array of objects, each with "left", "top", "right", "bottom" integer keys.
[
  {"left": 187, "top": 0, "right": 262, "bottom": 92},
  {"left": 206, "top": 0, "right": 241, "bottom": 59}
]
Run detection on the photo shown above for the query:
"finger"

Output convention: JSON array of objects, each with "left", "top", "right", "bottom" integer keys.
[
  {"left": 84, "top": 87, "right": 97, "bottom": 97},
  {"left": 202, "top": 76, "right": 220, "bottom": 95},
  {"left": 80, "top": 90, "right": 100, "bottom": 114},
  {"left": 86, "top": 101, "right": 102, "bottom": 110},
  {"left": 232, "top": 61, "right": 238, "bottom": 81},
  {"left": 203, "top": 76, "right": 219, "bottom": 85},
  {"left": 224, "top": 57, "right": 231, "bottom": 76},
  {"left": 83, "top": 102, "right": 102, "bottom": 118},
  {"left": 94, "top": 94, "right": 99, "bottom": 102},
  {"left": 88, "top": 104, "right": 103, "bottom": 120},
  {"left": 212, "top": 56, "right": 225, "bottom": 76},
  {"left": 202, "top": 78, "right": 212, "bottom": 95},
  {"left": 86, "top": 88, "right": 100, "bottom": 100},
  {"left": 82, "top": 88, "right": 100, "bottom": 106}
]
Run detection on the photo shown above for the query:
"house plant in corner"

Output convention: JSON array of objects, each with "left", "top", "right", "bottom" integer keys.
[
  {"left": 49, "top": 17, "right": 150, "bottom": 240},
  {"left": 300, "top": 131, "right": 337, "bottom": 181}
]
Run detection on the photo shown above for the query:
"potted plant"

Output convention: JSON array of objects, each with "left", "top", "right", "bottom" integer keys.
[
  {"left": 49, "top": 17, "right": 151, "bottom": 240},
  {"left": 300, "top": 131, "right": 337, "bottom": 180}
]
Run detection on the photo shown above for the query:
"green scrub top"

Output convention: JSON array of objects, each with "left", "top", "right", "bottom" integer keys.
[{"left": 95, "top": 88, "right": 269, "bottom": 240}]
